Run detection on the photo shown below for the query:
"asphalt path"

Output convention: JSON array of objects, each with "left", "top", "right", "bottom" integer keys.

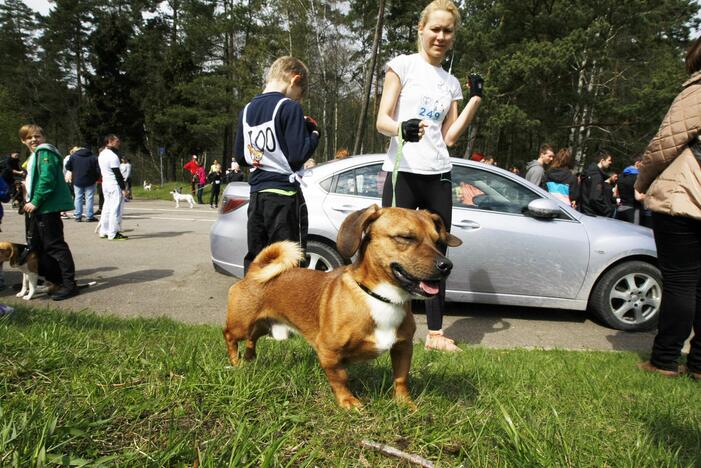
[{"left": 0, "top": 199, "right": 659, "bottom": 354}]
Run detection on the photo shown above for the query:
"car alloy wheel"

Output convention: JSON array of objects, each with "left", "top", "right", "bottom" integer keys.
[
  {"left": 590, "top": 261, "right": 662, "bottom": 331},
  {"left": 304, "top": 240, "right": 344, "bottom": 272}
]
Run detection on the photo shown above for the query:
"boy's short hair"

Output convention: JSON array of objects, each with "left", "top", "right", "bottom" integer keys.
[
  {"left": 539, "top": 143, "right": 554, "bottom": 155},
  {"left": 103, "top": 134, "right": 119, "bottom": 146},
  {"left": 19, "top": 124, "right": 44, "bottom": 141},
  {"left": 267, "top": 56, "right": 309, "bottom": 97}
]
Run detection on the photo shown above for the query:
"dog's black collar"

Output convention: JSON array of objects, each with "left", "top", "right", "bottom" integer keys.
[{"left": 356, "top": 281, "right": 395, "bottom": 304}]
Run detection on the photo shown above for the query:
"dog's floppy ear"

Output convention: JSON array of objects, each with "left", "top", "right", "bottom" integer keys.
[
  {"left": 337, "top": 204, "right": 381, "bottom": 259},
  {"left": 430, "top": 213, "right": 462, "bottom": 247}
]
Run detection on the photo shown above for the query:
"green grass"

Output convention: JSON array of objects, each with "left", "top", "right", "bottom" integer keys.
[
  {"left": 1, "top": 307, "right": 699, "bottom": 467},
  {"left": 131, "top": 181, "right": 216, "bottom": 202}
]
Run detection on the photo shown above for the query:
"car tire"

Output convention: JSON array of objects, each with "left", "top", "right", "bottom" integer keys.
[
  {"left": 589, "top": 261, "right": 662, "bottom": 332},
  {"left": 305, "top": 240, "right": 344, "bottom": 272}
]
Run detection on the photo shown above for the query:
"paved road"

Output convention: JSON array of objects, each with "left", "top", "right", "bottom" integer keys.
[{"left": 0, "top": 199, "right": 658, "bottom": 353}]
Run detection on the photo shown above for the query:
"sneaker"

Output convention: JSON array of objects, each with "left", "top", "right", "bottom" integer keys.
[
  {"left": 99, "top": 234, "right": 108, "bottom": 239},
  {"left": 110, "top": 232, "right": 128, "bottom": 240},
  {"left": 637, "top": 361, "right": 680, "bottom": 377},
  {"left": 60, "top": 213, "right": 70, "bottom": 219},
  {"left": 85, "top": 217, "right": 99, "bottom": 222},
  {"left": 51, "top": 286, "right": 79, "bottom": 301},
  {"left": 424, "top": 330, "right": 462, "bottom": 352},
  {"left": 74, "top": 217, "right": 82, "bottom": 222}
]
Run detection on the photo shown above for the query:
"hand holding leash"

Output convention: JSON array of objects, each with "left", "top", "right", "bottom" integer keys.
[
  {"left": 466, "top": 73, "right": 484, "bottom": 98},
  {"left": 400, "top": 119, "right": 426, "bottom": 142}
]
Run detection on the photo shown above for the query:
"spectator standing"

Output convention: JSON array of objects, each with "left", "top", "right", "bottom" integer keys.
[
  {"left": 98, "top": 134, "right": 128, "bottom": 240},
  {"left": 335, "top": 148, "right": 349, "bottom": 159},
  {"left": 545, "top": 148, "right": 579, "bottom": 208},
  {"left": 195, "top": 165, "right": 206, "bottom": 204},
  {"left": 120, "top": 158, "right": 132, "bottom": 200},
  {"left": 616, "top": 156, "right": 652, "bottom": 227},
  {"left": 578, "top": 150, "right": 615, "bottom": 217},
  {"left": 19, "top": 124, "right": 79, "bottom": 300},
  {"left": 376, "top": 0, "right": 483, "bottom": 351},
  {"left": 226, "top": 161, "right": 244, "bottom": 183},
  {"left": 207, "top": 164, "right": 222, "bottom": 208},
  {"left": 1, "top": 152, "right": 23, "bottom": 198},
  {"left": 65, "top": 146, "right": 100, "bottom": 222},
  {"left": 183, "top": 155, "right": 199, "bottom": 196},
  {"left": 524, "top": 144, "right": 554, "bottom": 188},
  {"left": 635, "top": 37, "right": 701, "bottom": 380},
  {"left": 234, "top": 55, "right": 319, "bottom": 273}
]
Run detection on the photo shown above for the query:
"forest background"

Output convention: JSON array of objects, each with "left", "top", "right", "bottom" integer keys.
[{"left": 0, "top": 0, "right": 698, "bottom": 183}]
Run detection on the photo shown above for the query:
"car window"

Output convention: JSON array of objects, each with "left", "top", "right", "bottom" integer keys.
[
  {"left": 332, "top": 164, "right": 386, "bottom": 199},
  {"left": 452, "top": 164, "right": 540, "bottom": 214}
]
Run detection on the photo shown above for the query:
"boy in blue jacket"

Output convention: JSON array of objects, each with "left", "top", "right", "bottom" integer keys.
[{"left": 234, "top": 56, "right": 320, "bottom": 274}]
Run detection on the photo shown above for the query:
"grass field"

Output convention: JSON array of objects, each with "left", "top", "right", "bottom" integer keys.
[
  {"left": 1, "top": 306, "right": 699, "bottom": 467},
  {"left": 130, "top": 181, "right": 216, "bottom": 202}
]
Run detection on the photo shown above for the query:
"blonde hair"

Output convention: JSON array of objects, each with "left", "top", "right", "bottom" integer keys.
[
  {"left": 19, "top": 124, "right": 44, "bottom": 141},
  {"left": 267, "top": 56, "right": 310, "bottom": 97},
  {"left": 417, "top": 0, "right": 461, "bottom": 52}
]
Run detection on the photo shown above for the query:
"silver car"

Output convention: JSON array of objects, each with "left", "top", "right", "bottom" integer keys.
[{"left": 210, "top": 154, "right": 661, "bottom": 332}]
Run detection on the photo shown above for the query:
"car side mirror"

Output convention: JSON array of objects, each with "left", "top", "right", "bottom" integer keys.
[{"left": 526, "top": 198, "right": 562, "bottom": 219}]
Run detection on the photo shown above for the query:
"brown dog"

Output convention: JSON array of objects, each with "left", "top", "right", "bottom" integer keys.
[
  {"left": 223, "top": 205, "right": 462, "bottom": 409},
  {"left": 0, "top": 241, "right": 44, "bottom": 300}
]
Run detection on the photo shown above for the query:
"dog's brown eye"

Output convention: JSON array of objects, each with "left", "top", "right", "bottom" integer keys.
[{"left": 394, "top": 234, "right": 416, "bottom": 243}]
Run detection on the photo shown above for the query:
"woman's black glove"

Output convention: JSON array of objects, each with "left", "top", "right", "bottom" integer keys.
[
  {"left": 467, "top": 74, "right": 484, "bottom": 98},
  {"left": 401, "top": 119, "right": 422, "bottom": 142},
  {"left": 305, "top": 115, "right": 319, "bottom": 134}
]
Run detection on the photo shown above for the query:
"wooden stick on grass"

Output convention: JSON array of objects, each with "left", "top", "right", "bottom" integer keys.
[{"left": 360, "top": 439, "right": 434, "bottom": 468}]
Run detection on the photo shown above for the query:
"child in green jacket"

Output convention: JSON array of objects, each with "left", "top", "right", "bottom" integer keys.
[{"left": 20, "top": 124, "right": 79, "bottom": 301}]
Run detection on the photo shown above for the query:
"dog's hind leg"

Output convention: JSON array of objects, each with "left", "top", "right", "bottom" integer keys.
[{"left": 243, "top": 320, "right": 270, "bottom": 361}]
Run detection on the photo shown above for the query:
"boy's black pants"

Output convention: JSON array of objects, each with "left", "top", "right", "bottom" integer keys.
[
  {"left": 27, "top": 212, "right": 77, "bottom": 289},
  {"left": 244, "top": 191, "right": 307, "bottom": 274}
]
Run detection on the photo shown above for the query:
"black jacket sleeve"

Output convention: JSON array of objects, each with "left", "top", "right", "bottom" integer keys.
[{"left": 112, "top": 167, "right": 126, "bottom": 191}]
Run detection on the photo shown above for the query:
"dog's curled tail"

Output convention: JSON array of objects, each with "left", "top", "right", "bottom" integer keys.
[{"left": 247, "top": 241, "right": 304, "bottom": 283}]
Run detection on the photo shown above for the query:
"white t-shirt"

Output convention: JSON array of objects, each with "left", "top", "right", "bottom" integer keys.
[
  {"left": 382, "top": 53, "right": 463, "bottom": 175},
  {"left": 99, "top": 147, "right": 121, "bottom": 189}
]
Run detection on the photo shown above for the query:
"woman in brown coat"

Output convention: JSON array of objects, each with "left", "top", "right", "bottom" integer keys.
[{"left": 635, "top": 37, "right": 701, "bottom": 380}]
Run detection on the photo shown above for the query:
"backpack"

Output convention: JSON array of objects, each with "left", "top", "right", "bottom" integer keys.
[{"left": 546, "top": 181, "right": 570, "bottom": 204}]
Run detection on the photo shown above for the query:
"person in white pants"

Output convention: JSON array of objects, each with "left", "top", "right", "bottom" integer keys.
[{"left": 98, "top": 134, "right": 129, "bottom": 240}]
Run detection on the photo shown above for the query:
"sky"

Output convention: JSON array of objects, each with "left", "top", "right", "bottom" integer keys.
[{"left": 23, "top": 0, "right": 52, "bottom": 15}]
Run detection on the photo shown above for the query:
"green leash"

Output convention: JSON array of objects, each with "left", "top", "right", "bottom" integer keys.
[{"left": 392, "top": 127, "right": 404, "bottom": 208}]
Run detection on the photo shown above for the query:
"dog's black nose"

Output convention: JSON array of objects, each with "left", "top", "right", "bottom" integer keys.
[{"left": 435, "top": 257, "right": 453, "bottom": 275}]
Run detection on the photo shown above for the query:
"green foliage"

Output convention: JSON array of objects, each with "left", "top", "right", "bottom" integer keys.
[
  {"left": 1, "top": 307, "right": 700, "bottom": 465},
  {"left": 0, "top": 0, "right": 697, "bottom": 175}
]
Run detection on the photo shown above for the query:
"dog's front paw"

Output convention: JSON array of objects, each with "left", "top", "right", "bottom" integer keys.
[
  {"left": 22, "top": 294, "right": 32, "bottom": 301},
  {"left": 395, "top": 393, "right": 417, "bottom": 411},
  {"left": 338, "top": 395, "right": 363, "bottom": 410},
  {"left": 16, "top": 291, "right": 25, "bottom": 298}
]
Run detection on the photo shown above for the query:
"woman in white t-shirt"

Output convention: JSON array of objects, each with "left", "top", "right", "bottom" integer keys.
[{"left": 376, "top": 0, "right": 483, "bottom": 352}]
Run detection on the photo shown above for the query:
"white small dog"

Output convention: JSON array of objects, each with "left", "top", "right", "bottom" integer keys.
[
  {"left": 143, "top": 180, "right": 152, "bottom": 191},
  {"left": 170, "top": 190, "right": 195, "bottom": 208}
]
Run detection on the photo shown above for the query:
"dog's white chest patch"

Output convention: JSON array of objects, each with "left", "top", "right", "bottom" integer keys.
[{"left": 366, "top": 284, "right": 407, "bottom": 351}]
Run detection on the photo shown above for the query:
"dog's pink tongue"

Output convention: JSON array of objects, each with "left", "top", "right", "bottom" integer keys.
[{"left": 419, "top": 281, "right": 440, "bottom": 295}]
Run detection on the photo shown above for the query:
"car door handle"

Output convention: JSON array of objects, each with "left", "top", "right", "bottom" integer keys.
[
  {"left": 452, "top": 220, "right": 480, "bottom": 229},
  {"left": 331, "top": 204, "right": 358, "bottom": 212}
]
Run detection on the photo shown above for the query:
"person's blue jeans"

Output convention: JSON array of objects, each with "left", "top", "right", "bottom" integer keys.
[{"left": 74, "top": 184, "right": 96, "bottom": 219}]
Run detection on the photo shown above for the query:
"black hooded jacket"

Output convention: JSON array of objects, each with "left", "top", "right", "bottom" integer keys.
[
  {"left": 66, "top": 148, "right": 100, "bottom": 188},
  {"left": 578, "top": 162, "right": 613, "bottom": 217}
]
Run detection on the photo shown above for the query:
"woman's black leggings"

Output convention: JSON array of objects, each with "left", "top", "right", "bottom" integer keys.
[
  {"left": 650, "top": 212, "right": 701, "bottom": 373},
  {"left": 382, "top": 171, "right": 453, "bottom": 331}
]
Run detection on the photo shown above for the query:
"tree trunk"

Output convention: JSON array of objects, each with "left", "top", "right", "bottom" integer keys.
[{"left": 353, "top": 0, "right": 385, "bottom": 156}]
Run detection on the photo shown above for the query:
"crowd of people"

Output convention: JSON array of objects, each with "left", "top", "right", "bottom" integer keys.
[{"left": 0, "top": 0, "right": 698, "bottom": 379}]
